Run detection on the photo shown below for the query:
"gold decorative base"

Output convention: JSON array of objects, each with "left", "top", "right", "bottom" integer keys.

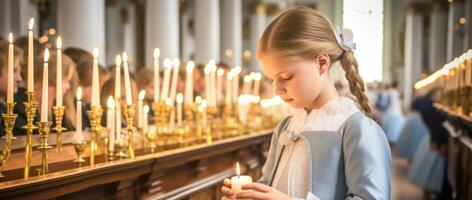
[
  {"left": 36, "top": 121, "right": 53, "bottom": 175},
  {"left": 123, "top": 104, "right": 136, "bottom": 158},
  {"left": 87, "top": 105, "right": 103, "bottom": 167},
  {"left": 53, "top": 106, "right": 67, "bottom": 152},
  {"left": 73, "top": 142, "right": 86, "bottom": 164},
  {"left": 22, "top": 92, "right": 38, "bottom": 179}
]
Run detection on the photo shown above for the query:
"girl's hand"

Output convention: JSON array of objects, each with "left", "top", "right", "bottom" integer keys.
[
  {"left": 220, "top": 178, "right": 234, "bottom": 200},
  {"left": 233, "top": 183, "right": 293, "bottom": 200}
]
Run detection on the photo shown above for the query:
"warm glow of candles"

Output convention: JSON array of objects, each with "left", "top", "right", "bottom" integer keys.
[
  {"left": 122, "top": 52, "right": 133, "bottom": 105},
  {"left": 91, "top": 48, "right": 100, "bottom": 106},
  {"left": 177, "top": 93, "right": 183, "bottom": 126},
  {"left": 7, "top": 33, "right": 14, "bottom": 103},
  {"left": 40, "top": 49, "right": 50, "bottom": 122},
  {"left": 27, "top": 18, "right": 34, "bottom": 92},
  {"left": 138, "top": 90, "right": 145, "bottom": 128},
  {"left": 161, "top": 59, "right": 172, "bottom": 101},
  {"left": 76, "top": 87, "right": 83, "bottom": 143},
  {"left": 115, "top": 55, "right": 121, "bottom": 98},
  {"left": 185, "top": 61, "right": 195, "bottom": 104},
  {"left": 153, "top": 48, "right": 160, "bottom": 102},
  {"left": 56, "top": 36, "right": 63, "bottom": 106}
]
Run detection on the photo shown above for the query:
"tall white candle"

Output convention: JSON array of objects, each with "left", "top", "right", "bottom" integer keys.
[
  {"left": 76, "top": 87, "right": 83, "bottom": 143},
  {"left": 161, "top": 59, "right": 172, "bottom": 101},
  {"left": 91, "top": 48, "right": 100, "bottom": 106},
  {"left": 107, "top": 96, "right": 115, "bottom": 152},
  {"left": 177, "top": 93, "right": 183, "bottom": 126},
  {"left": 138, "top": 90, "right": 145, "bottom": 129},
  {"left": 40, "top": 49, "right": 50, "bottom": 122},
  {"left": 232, "top": 66, "right": 241, "bottom": 103},
  {"left": 253, "top": 73, "right": 261, "bottom": 96},
  {"left": 185, "top": 61, "right": 195, "bottom": 105},
  {"left": 169, "top": 58, "right": 180, "bottom": 103},
  {"left": 115, "top": 55, "right": 121, "bottom": 98},
  {"left": 56, "top": 36, "right": 63, "bottom": 106},
  {"left": 153, "top": 48, "right": 160, "bottom": 102},
  {"left": 243, "top": 75, "right": 252, "bottom": 95},
  {"left": 122, "top": 52, "right": 133, "bottom": 105},
  {"left": 7, "top": 33, "right": 14, "bottom": 103},
  {"left": 27, "top": 18, "right": 34, "bottom": 92},
  {"left": 143, "top": 105, "right": 149, "bottom": 134},
  {"left": 216, "top": 68, "right": 224, "bottom": 105},
  {"left": 226, "top": 72, "right": 233, "bottom": 106}
]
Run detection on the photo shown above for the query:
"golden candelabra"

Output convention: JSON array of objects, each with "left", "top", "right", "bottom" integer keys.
[
  {"left": 73, "top": 142, "right": 86, "bottom": 165},
  {"left": 52, "top": 106, "right": 66, "bottom": 152},
  {"left": 86, "top": 105, "right": 103, "bottom": 167},
  {"left": 123, "top": 104, "right": 136, "bottom": 158},
  {"left": 114, "top": 138, "right": 127, "bottom": 158},
  {"left": 205, "top": 106, "right": 218, "bottom": 143},
  {"left": 152, "top": 102, "right": 171, "bottom": 146},
  {"left": 0, "top": 102, "right": 17, "bottom": 177},
  {"left": 36, "top": 121, "right": 52, "bottom": 175},
  {"left": 22, "top": 92, "right": 38, "bottom": 179}
]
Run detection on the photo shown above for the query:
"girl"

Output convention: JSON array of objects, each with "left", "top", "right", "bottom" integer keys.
[{"left": 221, "top": 7, "right": 391, "bottom": 200}]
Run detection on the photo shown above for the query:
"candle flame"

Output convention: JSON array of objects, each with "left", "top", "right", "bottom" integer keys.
[
  {"left": 44, "top": 48, "right": 49, "bottom": 62},
  {"left": 29, "top": 18, "right": 34, "bottom": 30},
  {"left": 236, "top": 162, "right": 241, "bottom": 178},
  {"left": 198, "top": 105, "right": 204, "bottom": 112},
  {"left": 172, "top": 58, "right": 180, "bottom": 69},
  {"left": 77, "top": 87, "right": 83, "bottom": 100},
  {"left": 204, "top": 64, "right": 211, "bottom": 74},
  {"left": 165, "top": 98, "right": 172, "bottom": 106},
  {"left": 138, "top": 90, "right": 146, "bottom": 100},
  {"left": 186, "top": 61, "right": 195, "bottom": 73},
  {"left": 254, "top": 73, "right": 262, "bottom": 81},
  {"left": 244, "top": 75, "right": 251, "bottom": 83},
  {"left": 234, "top": 66, "right": 242, "bottom": 74},
  {"left": 217, "top": 68, "right": 224, "bottom": 76},
  {"left": 176, "top": 93, "right": 183, "bottom": 103},
  {"left": 195, "top": 96, "right": 202, "bottom": 104},
  {"left": 122, "top": 52, "right": 128, "bottom": 62},
  {"left": 115, "top": 55, "right": 121, "bottom": 67},
  {"left": 227, "top": 72, "right": 233, "bottom": 80},
  {"left": 8, "top": 33, "right": 13, "bottom": 43},
  {"left": 107, "top": 96, "right": 115, "bottom": 108},
  {"left": 57, "top": 36, "right": 62, "bottom": 49},
  {"left": 164, "top": 58, "right": 172, "bottom": 69},
  {"left": 208, "top": 60, "right": 215, "bottom": 66},
  {"left": 143, "top": 105, "right": 150, "bottom": 113},
  {"left": 153, "top": 48, "right": 160, "bottom": 58},
  {"left": 93, "top": 48, "right": 99, "bottom": 58},
  {"left": 201, "top": 99, "right": 208, "bottom": 107}
]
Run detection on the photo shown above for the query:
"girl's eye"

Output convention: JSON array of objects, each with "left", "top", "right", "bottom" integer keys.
[{"left": 280, "top": 75, "right": 292, "bottom": 81}]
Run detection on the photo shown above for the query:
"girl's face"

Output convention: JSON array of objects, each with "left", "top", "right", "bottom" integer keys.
[{"left": 259, "top": 53, "right": 329, "bottom": 109}]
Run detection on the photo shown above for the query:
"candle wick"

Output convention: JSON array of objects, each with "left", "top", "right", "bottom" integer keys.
[{"left": 237, "top": 173, "right": 240, "bottom": 179}]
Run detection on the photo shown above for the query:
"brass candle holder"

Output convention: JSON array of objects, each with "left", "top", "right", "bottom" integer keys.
[
  {"left": 36, "top": 121, "right": 52, "bottom": 175},
  {"left": 114, "top": 138, "right": 128, "bottom": 158},
  {"left": 0, "top": 139, "right": 12, "bottom": 178},
  {"left": 52, "top": 106, "right": 67, "bottom": 152},
  {"left": 0, "top": 102, "right": 18, "bottom": 178},
  {"left": 146, "top": 131, "right": 157, "bottom": 152},
  {"left": 86, "top": 105, "right": 103, "bottom": 167},
  {"left": 205, "top": 106, "right": 218, "bottom": 143},
  {"left": 183, "top": 104, "right": 196, "bottom": 144},
  {"left": 123, "top": 104, "right": 136, "bottom": 158},
  {"left": 22, "top": 91, "right": 38, "bottom": 179},
  {"left": 152, "top": 102, "right": 171, "bottom": 146},
  {"left": 222, "top": 103, "right": 239, "bottom": 137},
  {"left": 73, "top": 142, "right": 86, "bottom": 165}
]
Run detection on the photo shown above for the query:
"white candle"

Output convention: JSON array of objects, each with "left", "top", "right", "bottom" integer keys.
[
  {"left": 107, "top": 96, "right": 115, "bottom": 152},
  {"left": 253, "top": 73, "right": 261, "bottom": 96},
  {"left": 40, "top": 49, "right": 50, "bottom": 122},
  {"left": 153, "top": 48, "right": 160, "bottom": 102},
  {"left": 231, "top": 162, "right": 253, "bottom": 192},
  {"left": 27, "top": 18, "right": 34, "bottom": 92},
  {"left": 116, "top": 98, "right": 122, "bottom": 139},
  {"left": 232, "top": 66, "right": 241, "bottom": 103},
  {"left": 225, "top": 72, "right": 233, "bottom": 106},
  {"left": 204, "top": 65, "right": 211, "bottom": 106},
  {"left": 238, "top": 95, "right": 249, "bottom": 124},
  {"left": 161, "top": 59, "right": 172, "bottom": 101},
  {"left": 122, "top": 52, "right": 133, "bottom": 105},
  {"left": 91, "top": 48, "right": 100, "bottom": 106},
  {"left": 243, "top": 75, "right": 252, "bottom": 95},
  {"left": 216, "top": 68, "right": 224, "bottom": 105},
  {"left": 143, "top": 105, "right": 149, "bottom": 134},
  {"left": 76, "top": 87, "right": 83, "bottom": 143},
  {"left": 185, "top": 61, "right": 194, "bottom": 105},
  {"left": 138, "top": 90, "right": 145, "bottom": 129},
  {"left": 169, "top": 58, "right": 180, "bottom": 103},
  {"left": 177, "top": 93, "right": 183, "bottom": 126},
  {"left": 7, "top": 33, "right": 14, "bottom": 103},
  {"left": 115, "top": 55, "right": 121, "bottom": 98},
  {"left": 56, "top": 36, "right": 63, "bottom": 106}
]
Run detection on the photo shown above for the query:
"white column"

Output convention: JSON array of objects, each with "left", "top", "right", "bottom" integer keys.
[
  {"left": 195, "top": 0, "right": 220, "bottom": 63},
  {"left": 464, "top": 0, "right": 472, "bottom": 49},
  {"left": 0, "top": 0, "right": 11, "bottom": 37},
  {"left": 145, "top": 0, "right": 179, "bottom": 67},
  {"left": 446, "top": 1, "right": 465, "bottom": 61},
  {"left": 58, "top": 0, "right": 106, "bottom": 64},
  {"left": 0, "top": 0, "right": 38, "bottom": 37},
  {"left": 105, "top": 3, "right": 124, "bottom": 65},
  {"left": 221, "top": 0, "right": 242, "bottom": 67},
  {"left": 249, "top": 3, "right": 266, "bottom": 70},
  {"left": 403, "top": 7, "right": 424, "bottom": 109},
  {"left": 429, "top": 2, "right": 448, "bottom": 71},
  {"left": 124, "top": 3, "right": 137, "bottom": 71}
]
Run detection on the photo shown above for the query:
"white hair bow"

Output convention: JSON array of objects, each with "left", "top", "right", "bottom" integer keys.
[{"left": 334, "top": 26, "right": 356, "bottom": 51}]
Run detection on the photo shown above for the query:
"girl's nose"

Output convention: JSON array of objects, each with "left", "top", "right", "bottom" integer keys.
[{"left": 273, "top": 80, "right": 286, "bottom": 96}]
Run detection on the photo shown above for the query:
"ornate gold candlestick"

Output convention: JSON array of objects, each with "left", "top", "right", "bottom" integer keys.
[
  {"left": 183, "top": 104, "right": 196, "bottom": 143},
  {"left": 52, "top": 106, "right": 67, "bottom": 152},
  {"left": 36, "top": 121, "right": 52, "bottom": 175},
  {"left": 205, "top": 106, "right": 218, "bottom": 143},
  {"left": 0, "top": 102, "right": 18, "bottom": 178},
  {"left": 114, "top": 138, "right": 127, "bottom": 158},
  {"left": 86, "top": 105, "right": 103, "bottom": 167},
  {"left": 152, "top": 102, "right": 171, "bottom": 146},
  {"left": 0, "top": 139, "right": 11, "bottom": 178},
  {"left": 146, "top": 131, "right": 157, "bottom": 152},
  {"left": 22, "top": 92, "right": 38, "bottom": 179},
  {"left": 123, "top": 104, "right": 136, "bottom": 158},
  {"left": 73, "top": 142, "right": 86, "bottom": 165}
]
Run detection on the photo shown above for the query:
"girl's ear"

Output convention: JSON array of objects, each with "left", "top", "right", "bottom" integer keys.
[{"left": 314, "top": 54, "right": 331, "bottom": 75}]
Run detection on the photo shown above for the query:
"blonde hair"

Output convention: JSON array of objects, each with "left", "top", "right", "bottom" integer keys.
[{"left": 258, "top": 6, "right": 373, "bottom": 118}]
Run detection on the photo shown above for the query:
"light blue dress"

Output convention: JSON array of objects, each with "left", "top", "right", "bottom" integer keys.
[
  {"left": 259, "top": 112, "right": 392, "bottom": 200},
  {"left": 395, "top": 112, "right": 428, "bottom": 160}
]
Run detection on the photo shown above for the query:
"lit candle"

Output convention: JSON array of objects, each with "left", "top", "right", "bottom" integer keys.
[
  {"left": 107, "top": 96, "right": 115, "bottom": 152},
  {"left": 225, "top": 72, "right": 233, "bottom": 106},
  {"left": 230, "top": 162, "right": 253, "bottom": 193},
  {"left": 177, "top": 93, "right": 183, "bottom": 126},
  {"left": 143, "top": 105, "right": 149, "bottom": 134},
  {"left": 122, "top": 52, "right": 132, "bottom": 105},
  {"left": 169, "top": 58, "right": 180, "bottom": 103},
  {"left": 185, "top": 61, "right": 195, "bottom": 105},
  {"left": 153, "top": 48, "right": 160, "bottom": 102},
  {"left": 204, "top": 64, "right": 211, "bottom": 106},
  {"left": 216, "top": 68, "right": 224, "bottom": 105},
  {"left": 115, "top": 55, "right": 121, "bottom": 98},
  {"left": 253, "top": 72, "right": 261, "bottom": 96},
  {"left": 40, "top": 49, "right": 50, "bottom": 122},
  {"left": 27, "top": 18, "right": 34, "bottom": 92},
  {"left": 161, "top": 59, "right": 172, "bottom": 101},
  {"left": 232, "top": 66, "right": 241, "bottom": 103},
  {"left": 76, "top": 87, "right": 83, "bottom": 143},
  {"left": 91, "top": 48, "right": 100, "bottom": 106},
  {"left": 56, "top": 36, "right": 63, "bottom": 106},
  {"left": 7, "top": 33, "right": 14, "bottom": 103},
  {"left": 138, "top": 90, "right": 145, "bottom": 129}
]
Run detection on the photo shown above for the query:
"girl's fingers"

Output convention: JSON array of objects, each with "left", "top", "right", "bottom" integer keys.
[
  {"left": 221, "top": 186, "right": 234, "bottom": 196},
  {"left": 235, "top": 190, "right": 268, "bottom": 200},
  {"left": 241, "top": 183, "right": 271, "bottom": 193}
]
